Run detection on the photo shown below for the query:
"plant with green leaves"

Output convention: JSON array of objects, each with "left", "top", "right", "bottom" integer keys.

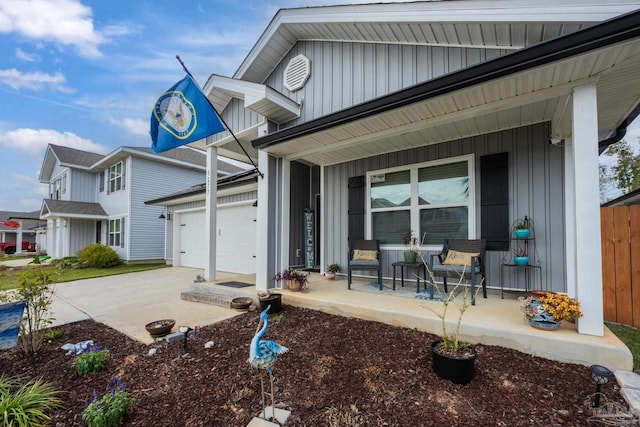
[
  {"left": 419, "top": 256, "right": 481, "bottom": 352},
  {"left": 0, "top": 375, "right": 64, "bottom": 427},
  {"left": 0, "top": 258, "right": 56, "bottom": 357},
  {"left": 72, "top": 343, "right": 109, "bottom": 377},
  {"left": 77, "top": 243, "right": 121, "bottom": 268},
  {"left": 82, "top": 378, "right": 133, "bottom": 427}
]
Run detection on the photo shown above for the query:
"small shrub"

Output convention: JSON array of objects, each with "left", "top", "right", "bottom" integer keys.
[
  {"left": 0, "top": 264, "right": 56, "bottom": 357},
  {"left": 44, "top": 328, "right": 63, "bottom": 340},
  {"left": 72, "top": 344, "right": 109, "bottom": 377},
  {"left": 0, "top": 375, "right": 64, "bottom": 427},
  {"left": 50, "top": 256, "right": 87, "bottom": 269},
  {"left": 82, "top": 378, "right": 133, "bottom": 427},
  {"left": 77, "top": 244, "right": 121, "bottom": 268}
]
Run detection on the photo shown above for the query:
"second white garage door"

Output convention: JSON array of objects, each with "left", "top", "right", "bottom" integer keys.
[
  {"left": 216, "top": 203, "right": 256, "bottom": 274},
  {"left": 177, "top": 203, "right": 256, "bottom": 274}
]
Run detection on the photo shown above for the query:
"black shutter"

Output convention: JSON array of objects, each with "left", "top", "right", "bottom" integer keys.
[
  {"left": 348, "top": 175, "right": 365, "bottom": 243},
  {"left": 480, "top": 153, "right": 509, "bottom": 251}
]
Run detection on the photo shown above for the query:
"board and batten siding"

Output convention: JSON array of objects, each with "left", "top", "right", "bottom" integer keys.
[
  {"left": 324, "top": 122, "right": 567, "bottom": 293},
  {"left": 68, "top": 218, "right": 96, "bottom": 256},
  {"left": 129, "top": 157, "right": 205, "bottom": 261},
  {"left": 210, "top": 97, "right": 263, "bottom": 143},
  {"left": 264, "top": 41, "right": 508, "bottom": 129},
  {"left": 69, "top": 169, "right": 98, "bottom": 203}
]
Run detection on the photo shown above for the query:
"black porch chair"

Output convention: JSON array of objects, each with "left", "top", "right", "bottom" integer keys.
[{"left": 347, "top": 239, "right": 382, "bottom": 290}]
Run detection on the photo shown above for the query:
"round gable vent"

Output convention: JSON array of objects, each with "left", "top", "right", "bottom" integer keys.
[{"left": 283, "top": 54, "right": 311, "bottom": 92}]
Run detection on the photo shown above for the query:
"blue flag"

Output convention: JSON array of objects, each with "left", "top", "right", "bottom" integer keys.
[{"left": 150, "top": 75, "right": 225, "bottom": 153}]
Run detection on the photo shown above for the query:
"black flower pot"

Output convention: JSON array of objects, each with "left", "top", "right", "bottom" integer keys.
[
  {"left": 258, "top": 293, "right": 282, "bottom": 314},
  {"left": 431, "top": 340, "right": 477, "bottom": 385}
]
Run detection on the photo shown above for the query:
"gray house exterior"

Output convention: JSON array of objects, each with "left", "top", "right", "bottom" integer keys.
[
  {"left": 38, "top": 144, "right": 242, "bottom": 261},
  {"left": 188, "top": 1, "right": 640, "bottom": 337}
]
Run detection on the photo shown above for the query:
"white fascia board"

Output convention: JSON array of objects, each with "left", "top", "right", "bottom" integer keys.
[
  {"left": 235, "top": 1, "right": 637, "bottom": 79},
  {"left": 207, "top": 121, "right": 266, "bottom": 147},
  {"left": 205, "top": 75, "right": 299, "bottom": 121},
  {"left": 40, "top": 212, "right": 108, "bottom": 220},
  {"left": 89, "top": 148, "right": 205, "bottom": 172}
]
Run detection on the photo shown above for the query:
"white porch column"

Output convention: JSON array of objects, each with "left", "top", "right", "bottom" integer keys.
[
  {"left": 56, "top": 218, "right": 64, "bottom": 258},
  {"left": 571, "top": 83, "right": 603, "bottom": 336},
  {"left": 15, "top": 220, "right": 23, "bottom": 254},
  {"left": 280, "top": 158, "right": 290, "bottom": 278},
  {"left": 319, "top": 165, "right": 325, "bottom": 274},
  {"left": 256, "top": 149, "right": 271, "bottom": 291},
  {"left": 204, "top": 145, "right": 218, "bottom": 281},
  {"left": 563, "top": 138, "right": 577, "bottom": 298}
]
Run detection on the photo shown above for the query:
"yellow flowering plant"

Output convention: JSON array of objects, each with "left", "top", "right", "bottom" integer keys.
[{"left": 538, "top": 292, "right": 583, "bottom": 321}]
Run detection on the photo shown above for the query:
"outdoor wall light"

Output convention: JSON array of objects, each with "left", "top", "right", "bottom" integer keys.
[
  {"left": 158, "top": 212, "right": 166, "bottom": 219},
  {"left": 590, "top": 364, "right": 613, "bottom": 407}
]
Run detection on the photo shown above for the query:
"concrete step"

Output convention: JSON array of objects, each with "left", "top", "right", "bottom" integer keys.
[
  {"left": 180, "top": 291, "right": 235, "bottom": 308},
  {"left": 614, "top": 370, "right": 640, "bottom": 417}
]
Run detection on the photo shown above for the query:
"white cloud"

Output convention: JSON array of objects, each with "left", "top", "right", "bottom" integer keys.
[
  {"left": 118, "top": 118, "right": 149, "bottom": 137},
  {"left": 0, "top": 128, "right": 110, "bottom": 155},
  {"left": 15, "top": 47, "right": 39, "bottom": 62},
  {"left": 0, "top": 0, "right": 105, "bottom": 58},
  {"left": 0, "top": 68, "right": 72, "bottom": 93}
]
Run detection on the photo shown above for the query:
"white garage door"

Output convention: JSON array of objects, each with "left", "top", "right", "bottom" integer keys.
[
  {"left": 178, "top": 210, "right": 205, "bottom": 269},
  {"left": 216, "top": 203, "right": 256, "bottom": 274},
  {"left": 176, "top": 204, "right": 256, "bottom": 274}
]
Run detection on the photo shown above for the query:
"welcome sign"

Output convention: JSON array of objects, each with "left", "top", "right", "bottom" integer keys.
[{"left": 0, "top": 300, "right": 26, "bottom": 350}]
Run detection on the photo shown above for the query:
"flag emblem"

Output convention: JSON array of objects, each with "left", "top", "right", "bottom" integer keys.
[
  {"left": 153, "top": 91, "right": 197, "bottom": 139},
  {"left": 150, "top": 75, "right": 225, "bottom": 153}
]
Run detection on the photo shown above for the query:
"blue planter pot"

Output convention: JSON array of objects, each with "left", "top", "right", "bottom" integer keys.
[
  {"left": 514, "top": 256, "right": 529, "bottom": 266},
  {"left": 514, "top": 229, "right": 530, "bottom": 238}
]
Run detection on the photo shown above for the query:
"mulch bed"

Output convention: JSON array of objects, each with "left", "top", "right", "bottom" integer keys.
[{"left": 0, "top": 305, "right": 624, "bottom": 426}]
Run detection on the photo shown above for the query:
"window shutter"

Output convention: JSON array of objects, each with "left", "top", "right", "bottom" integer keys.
[
  {"left": 480, "top": 153, "right": 509, "bottom": 251},
  {"left": 62, "top": 173, "right": 66, "bottom": 194},
  {"left": 348, "top": 176, "right": 365, "bottom": 243},
  {"left": 121, "top": 159, "right": 126, "bottom": 190},
  {"left": 99, "top": 171, "right": 104, "bottom": 192},
  {"left": 106, "top": 167, "right": 111, "bottom": 194},
  {"left": 120, "top": 217, "right": 125, "bottom": 248}
]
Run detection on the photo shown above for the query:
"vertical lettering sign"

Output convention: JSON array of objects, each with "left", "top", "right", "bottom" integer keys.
[{"left": 304, "top": 209, "right": 315, "bottom": 269}]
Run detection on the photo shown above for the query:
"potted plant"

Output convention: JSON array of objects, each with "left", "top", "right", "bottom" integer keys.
[
  {"left": 424, "top": 264, "right": 480, "bottom": 385},
  {"left": 325, "top": 263, "right": 340, "bottom": 280},
  {"left": 514, "top": 216, "right": 530, "bottom": 238},
  {"left": 257, "top": 291, "right": 282, "bottom": 314},
  {"left": 519, "top": 292, "right": 583, "bottom": 330},
  {"left": 402, "top": 230, "right": 419, "bottom": 263},
  {"left": 513, "top": 247, "right": 528, "bottom": 266},
  {"left": 274, "top": 268, "right": 309, "bottom": 292}
]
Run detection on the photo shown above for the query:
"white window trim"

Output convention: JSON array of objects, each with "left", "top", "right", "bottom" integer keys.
[
  {"left": 109, "top": 161, "right": 123, "bottom": 193},
  {"left": 108, "top": 218, "right": 121, "bottom": 247},
  {"left": 365, "top": 153, "right": 476, "bottom": 251}
]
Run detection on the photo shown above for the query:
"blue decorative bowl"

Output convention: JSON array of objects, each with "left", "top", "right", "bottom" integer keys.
[
  {"left": 528, "top": 318, "right": 561, "bottom": 331},
  {"left": 514, "top": 256, "right": 529, "bottom": 266},
  {"left": 515, "top": 229, "right": 530, "bottom": 239}
]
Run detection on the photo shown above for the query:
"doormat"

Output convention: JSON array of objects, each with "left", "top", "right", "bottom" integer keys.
[{"left": 216, "top": 281, "right": 254, "bottom": 288}]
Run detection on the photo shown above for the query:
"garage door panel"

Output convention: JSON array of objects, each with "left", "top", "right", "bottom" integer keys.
[
  {"left": 179, "top": 211, "right": 205, "bottom": 269},
  {"left": 216, "top": 204, "right": 256, "bottom": 274}
]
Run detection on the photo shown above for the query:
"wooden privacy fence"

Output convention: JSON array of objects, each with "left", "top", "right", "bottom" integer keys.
[{"left": 601, "top": 205, "right": 640, "bottom": 328}]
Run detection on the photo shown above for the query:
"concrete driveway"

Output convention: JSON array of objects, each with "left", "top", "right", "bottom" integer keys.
[{"left": 50, "top": 267, "right": 245, "bottom": 344}]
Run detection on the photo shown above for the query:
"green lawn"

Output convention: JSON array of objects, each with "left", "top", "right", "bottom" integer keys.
[
  {"left": 606, "top": 322, "right": 640, "bottom": 374},
  {"left": 0, "top": 263, "right": 169, "bottom": 291}
]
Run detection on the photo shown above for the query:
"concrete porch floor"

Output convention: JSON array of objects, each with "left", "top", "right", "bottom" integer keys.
[{"left": 204, "top": 271, "right": 633, "bottom": 371}]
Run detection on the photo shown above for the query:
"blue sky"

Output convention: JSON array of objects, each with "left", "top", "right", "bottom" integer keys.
[{"left": 0, "top": 0, "right": 638, "bottom": 211}]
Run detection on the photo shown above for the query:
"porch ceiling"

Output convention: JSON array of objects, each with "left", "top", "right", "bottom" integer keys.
[{"left": 261, "top": 38, "right": 640, "bottom": 166}]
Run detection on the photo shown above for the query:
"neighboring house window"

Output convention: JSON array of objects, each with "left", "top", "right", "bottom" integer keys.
[
  {"left": 109, "top": 161, "right": 123, "bottom": 193},
  {"left": 108, "top": 218, "right": 121, "bottom": 247},
  {"left": 99, "top": 171, "right": 104, "bottom": 192},
  {"left": 368, "top": 154, "right": 474, "bottom": 246}
]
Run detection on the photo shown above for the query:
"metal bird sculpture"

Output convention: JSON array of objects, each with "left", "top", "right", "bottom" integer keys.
[{"left": 248, "top": 305, "right": 288, "bottom": 422}]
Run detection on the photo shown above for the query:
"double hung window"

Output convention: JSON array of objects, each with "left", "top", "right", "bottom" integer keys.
[
  {"left": 108, "top": 218, "right": 121, "bottom": 247},
  {"left": 109, "top": 162, "right": 123, "bottom": 193},
  {"left": 368, "top": 155, "right": 474, "bottom": 247}
]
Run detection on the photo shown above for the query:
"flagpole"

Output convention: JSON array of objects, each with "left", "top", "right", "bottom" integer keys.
[{"left": 176, "top": 56, "right": 264, "bottom": 179}]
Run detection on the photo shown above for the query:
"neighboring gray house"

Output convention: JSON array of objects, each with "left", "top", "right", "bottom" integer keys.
[
  {"left": 37, "top": 144, "right": 243, "bottom": 261},
  {"left": 187, "top": 0, "right": 640, "bottom": 338}
]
